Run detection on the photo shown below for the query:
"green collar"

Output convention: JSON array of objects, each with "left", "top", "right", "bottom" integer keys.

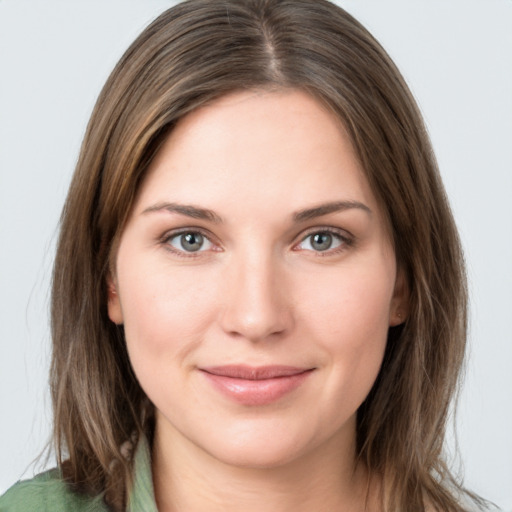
[{"left": 128, "top": 437, "right": 158, "bottom": 512}]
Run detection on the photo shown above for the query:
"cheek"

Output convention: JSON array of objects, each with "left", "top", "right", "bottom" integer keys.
[
  {"left": 296, "top": 259, "right": 393, "bottom": 399},
  {"left": 298, "top": 260, "right": 394, "bottom": 345},
  {"left": 116, "top": 257, "right": 218, "bottom": 377}
]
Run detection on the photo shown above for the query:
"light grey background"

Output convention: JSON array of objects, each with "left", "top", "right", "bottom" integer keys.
[{"left": 1, "top": 0, "right": 511, "bottom": 508}]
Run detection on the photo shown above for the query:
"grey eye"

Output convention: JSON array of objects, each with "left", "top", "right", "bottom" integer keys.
[
  {"left": 297, "top": 231, "right": 345, "bottom": 252},
  {"left": 310, "top": 233, "right": 333, "bottom": 251},
  {"left": 169, "top": 232, "right": 212, "bottom": 252}
]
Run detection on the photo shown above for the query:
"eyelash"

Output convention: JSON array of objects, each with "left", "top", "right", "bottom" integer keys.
[
  {"left": 160, "top": 228, "right": 219, "bottom": 258},
  {"left": 294, "top": 227, "right": 354, "bottom": 256},
  {"left": 160, "top": 227, "right": 354, "bottom": 258}
]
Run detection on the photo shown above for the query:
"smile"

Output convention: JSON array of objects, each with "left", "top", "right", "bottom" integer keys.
[{"left": 199, "top": 365, "right": 315, "bottom": 406}]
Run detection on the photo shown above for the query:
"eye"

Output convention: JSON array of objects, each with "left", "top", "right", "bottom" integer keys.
[
  {"left": 296, "top": 230, "right": 349, "bottom": 253},
  {"left": 166, "top": 231, "right": 214, "bottom": 253}
]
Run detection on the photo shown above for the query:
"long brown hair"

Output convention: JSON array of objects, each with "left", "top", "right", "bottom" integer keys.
[{"left": 51, "top": 1, "right": 481, "bottom": 510}]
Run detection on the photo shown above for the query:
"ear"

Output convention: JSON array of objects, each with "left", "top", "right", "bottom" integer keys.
[
  {"left": 106, "top": 273, "right": 124, "bottom": 325},
  {"left": 389, "top": 268, "right": 409, "bottom": 327}
]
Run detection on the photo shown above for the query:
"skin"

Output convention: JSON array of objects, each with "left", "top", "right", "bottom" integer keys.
[{"left": 108, "top": 89, "right": 407, "bottom": 511}]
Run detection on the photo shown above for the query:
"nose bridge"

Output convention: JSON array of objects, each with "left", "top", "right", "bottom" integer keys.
[{"left": 220, "top": 245, "right": 291, "bottom": 341}]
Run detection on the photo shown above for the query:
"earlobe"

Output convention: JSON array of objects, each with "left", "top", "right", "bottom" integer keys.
[
  {"left": 389, "top": 269, "right": 409, "bottom": 327},
  {"left": 389, "top": 310, "right": 405, "bottom": 327},
  {"left": 106, "top": 274, "right": 124, "bottom": 325}
]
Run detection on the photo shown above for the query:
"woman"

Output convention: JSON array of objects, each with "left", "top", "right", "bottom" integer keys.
[{"left": 0, "top": 0, "right": 492, "bottom": 510}]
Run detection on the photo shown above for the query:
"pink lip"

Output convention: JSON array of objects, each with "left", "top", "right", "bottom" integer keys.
[{"left": 199, "top": 365, "right": 314, "bottom": 406}]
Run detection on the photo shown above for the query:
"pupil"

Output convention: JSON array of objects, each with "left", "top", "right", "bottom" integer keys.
[
  {"left": 182, "top": 233, "right": 203, "bottom": 251},
  {"left": 312, "top": 233, "right": 332, "bottom": 251}
]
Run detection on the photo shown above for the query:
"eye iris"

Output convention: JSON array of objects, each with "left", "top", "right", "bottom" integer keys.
[
  {"left": 311, "top": 232, "right": 333, "bottom": 251},
  {"left": 181, "top": 232, "right": 203, "bottom": 252}
]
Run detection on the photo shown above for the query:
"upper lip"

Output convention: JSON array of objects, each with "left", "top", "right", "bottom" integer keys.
[{"left": 200, "top": 365, "right": 313, "bottom": 380}]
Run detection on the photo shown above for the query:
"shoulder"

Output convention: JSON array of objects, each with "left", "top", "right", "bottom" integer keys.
[{"left": 0, "top": 469, "right": 108, "bottom": 512}]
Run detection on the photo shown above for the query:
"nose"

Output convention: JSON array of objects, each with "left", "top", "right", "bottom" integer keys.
[{"left": 219, "top": 253, "right": 293, "bottom": 342}]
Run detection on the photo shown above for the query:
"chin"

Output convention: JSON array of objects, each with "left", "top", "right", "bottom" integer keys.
[
  {"left": 192, "top": 417, "right": 331, "bottom": 471},
  {"left": 208, "top": 439, "right": 308, "bottom": 470}
]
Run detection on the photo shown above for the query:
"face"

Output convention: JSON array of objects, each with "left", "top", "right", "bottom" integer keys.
[{"left": 108, "top": 89, "right": 407, "bottom": 469}]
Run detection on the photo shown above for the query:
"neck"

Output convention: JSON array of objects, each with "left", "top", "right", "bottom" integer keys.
[{"left": 151, "top": 421, "right": 378, "bottom": 512}]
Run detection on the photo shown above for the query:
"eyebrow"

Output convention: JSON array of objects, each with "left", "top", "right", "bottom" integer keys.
[
  {"left": 292, "top": 200, "right": 371, "bottom": 222},
  {"left": 141, "top": 199, "right": 371, "bottom": 224},
  {"left": 142, "top": 202, "right": 223, "bottom": 223}
]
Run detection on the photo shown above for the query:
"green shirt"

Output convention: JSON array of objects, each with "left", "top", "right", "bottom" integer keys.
[
  {"left": 1, "top": 443, "right": 498, "bottom": 511},
  {"left": 0, "top": 438, "right": 158, "bottom": 511}
]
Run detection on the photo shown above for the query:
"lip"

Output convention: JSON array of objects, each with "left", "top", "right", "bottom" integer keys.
[{"left": 199, "top": 365, "right": 314, "bottom": 406}]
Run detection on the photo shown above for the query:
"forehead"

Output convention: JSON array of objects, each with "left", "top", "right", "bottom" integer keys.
[{"left": 134, "top": 89, "right": 381, "bottom": 220}]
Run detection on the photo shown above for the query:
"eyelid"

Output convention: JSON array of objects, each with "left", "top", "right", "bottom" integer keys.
[
  {"left": 293, "top": 226, "right": 355, "bottom": 253},
  {"left": 160, "top": 227, "right": 221, "bottom": 256}
]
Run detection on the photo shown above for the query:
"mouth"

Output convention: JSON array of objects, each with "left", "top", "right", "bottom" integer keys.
[{"left": 199, "top": 365, "right": 315, "bottom": 406}]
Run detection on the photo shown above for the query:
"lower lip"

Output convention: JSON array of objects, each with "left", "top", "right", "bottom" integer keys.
[{"left": 200, "top": 370, "right": 313, "bottom": 406}]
